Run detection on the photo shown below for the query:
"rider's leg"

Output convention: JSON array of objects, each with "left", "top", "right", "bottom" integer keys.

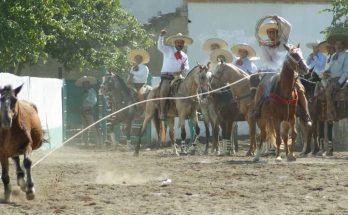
[
  {"left": 296, "top": 80, "right": 312, "bottom": 126},
  {"left": 251, "top": 83, "right": 265, "bottom": 119},
  {"left": 159, "top": 79, "right": 171, "bottom": 121}
]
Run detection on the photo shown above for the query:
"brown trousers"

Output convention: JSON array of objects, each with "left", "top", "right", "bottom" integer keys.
[{"left": 325, "top": 78, "right": 340, "bottom": 121}]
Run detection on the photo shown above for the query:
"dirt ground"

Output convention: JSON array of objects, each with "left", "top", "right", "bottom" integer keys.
[{"left": 1, "top": 140, "right": 348, "bottom": 215}]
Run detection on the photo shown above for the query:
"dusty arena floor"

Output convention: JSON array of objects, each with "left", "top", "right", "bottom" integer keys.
[{"left": 2, "top": 141, "right": 348, "bottom": 215}]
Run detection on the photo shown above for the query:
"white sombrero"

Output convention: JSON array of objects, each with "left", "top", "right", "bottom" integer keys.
[
  {"left": 231, "top": 43, "right": 257, "bottom": 58},
  {"left": 127, "top": 49, "right": 150, "bottom": 64},
  {"left": 202, "top": 38, "right": 228, "bottom": 52},
  {"left": 75, "top": 76, "right": 97, "bottom": 87},
  {"left": 258, "top": 20, "right": 278, "bottom": 35},
  {"left": 209, "top": 48, "right": 233, "bottom": 64},
  {"left": 306, "top": 40, "right": 321, "bottom": 49},
  {"left": 166, "top": 33, "right": 193, "bottom": 46}
]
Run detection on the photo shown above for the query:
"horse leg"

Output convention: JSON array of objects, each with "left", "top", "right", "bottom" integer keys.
[
  {"left": 12, "top": 156, "right": 26, "bottom": 192},
  {"left": 179, "top": 116, "right": 187, "bottom": 155},
  {"left": 274, "top": 120, "right": 282, "bottom": 162},
  {"left": 212, "top": 124, "right": 220, "bottom": 155},
  {"left": 23, "top": 150, "right": 35, "bottom": 200},
  {"left": 168, "top": 117, "right": 178, "bottom": 156},
  {"left": 1, "top": 157, "right": 11, "bottom": 203},
  {"left": 253, "top": 120, "right": 266, "bottom": 162},
  {"left": 311, "top": 120, "right": 320, "bottom": 155},
  {"left": 224, "top": 121, "right": 234, "bottom": 156},
  {"left": 299, "top": 120, "right": 308, "bottom": 157},
  {"left": 134, "top": 112, "right": 154, "bottom": 156},
  {"left": 125, "top": 120, "right": 133, "bottom": 151},
  {"left": 246, "top": 116, "right": 257, "bottom": 156},
  {"left": 281, "top": 122, "right": 290, "bottom": 158},
  {"left": 190, "top": 115, "right": 200, "bottom": 155},
  {"left": 232, "top": 122, "right": 239, "bottom": 152},
  {"left": 204, "top": 120, "right": 210, "bottom": 155},
  {"left": 288, "top": 117, "right": 297, "bottom": 161}
]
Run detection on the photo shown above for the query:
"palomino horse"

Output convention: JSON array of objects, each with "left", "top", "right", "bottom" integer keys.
[
  {"left": 135, "top": 64, "right": 209, "bottom": 156},
  {"left": 210, "top": 63, "right": 257, "bottom": 156},
  {"left": 253, "top": 44, "right": 309, "bottom": 162},
  {"left": 0, "top": 85, "right": 44, "bottom": 202},
  {"left": 100, "top": 73, "right": 151, "bottom": 147}
]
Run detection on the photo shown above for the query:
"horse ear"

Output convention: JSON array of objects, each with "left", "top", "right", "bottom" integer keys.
[
  {"left": 283, "top": 44, "right": 290, "bottom": 51},
  {"left": 297, "top": 44, "right": 300, "bottom": 48},
  {"left": 14, "top": 84, "right": 24, "bottom": 96}
]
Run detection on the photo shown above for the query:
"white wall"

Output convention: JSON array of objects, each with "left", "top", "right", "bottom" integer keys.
[
  {"left": 187, "top": 3, "right": 332, "bottom": 66},
  {"left": 121, "top": 0, "right": 184, "bottom": 24}
]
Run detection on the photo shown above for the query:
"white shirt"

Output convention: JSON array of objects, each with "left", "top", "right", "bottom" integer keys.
[
  {"left": 129, "top": 64, "right": 149, "bottom": 84},
  {"left": 306, "top": 52, "right": 327, "bottom": 75},
  {"left": 82, "top": 88, "right": 97, "bottom": 110},
  {"left": 260, "top": 17, "right": 291, "bottom": 72},
  {"left": 235, "top": 57, "right": 258, "bottom": 74},
  {"left": 157, "top": 36, "right": 189, "bottom": 74},
  {"left": 328, "top": 51, "right": 348, "bottom": 84}
]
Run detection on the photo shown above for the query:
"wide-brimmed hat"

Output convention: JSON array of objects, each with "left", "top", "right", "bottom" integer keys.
[
  {"left": 306, "top": 40, "right": 321, "bottom": 49},
  {"left": 127, "top": 49, "right": 150, "bottom": 64},
  {"left": 75, "top": 76, "right": 97, "bottom": 87},
  {"left": 231, "top": 43, "right": 256, "bottom": 58},
  {"left": 327, "top": 33, "right": 348, "bottom": 47},
  {"left": 258, "top": 20, "right": 278, "bottom": 35},
  {"left": 209, "top": 48, "right": 233, "bottom": 64},
  {"left": 318, "top": 41, "right": 335, "bottom": 54},
  {"left": 202, "top": 38, "right": 228, "bottom": 52},
  {"left": 166, "top": 33, "right": 193, "bottom": 46}
]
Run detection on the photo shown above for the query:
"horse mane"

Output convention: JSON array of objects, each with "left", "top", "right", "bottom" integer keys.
[
  {"left": 113, "top": 74, "right": 132, "bottom": 96},
  {"left": 185, "top": 65, "right": 201, "bottom": 78}
]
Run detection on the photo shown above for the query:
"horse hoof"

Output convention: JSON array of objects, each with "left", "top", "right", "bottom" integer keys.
[
  {"left": 18, "top": 178, "right": 27, "bottom": 192},
  {"left": 275, "top": 157, "right": 282, "bottom": 162},
  {"left": 26, "top": 192, "right": 35, "bottom": 200},
  {"left": 3, "top": 193, "right": 12, "bottom": 203},
  {"left": 246, "top": 151, "right": 254, "bottom": 157},
  {"left": 298, "top": 152, "right": 306, "bottom": 158},
  {"left": 287, "top": 156, "right": 296, "bottom": 162},
  {"left": 253, "top": 157, "right": 260, "bottom": 162},
  {"left": 203, "top": 150, "right": 208, "bottom": 155}
]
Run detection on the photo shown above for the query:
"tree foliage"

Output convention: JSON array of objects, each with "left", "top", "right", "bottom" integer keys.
[
  {"left": 0, "top": 0, "right": 153, "bottom": 74},
  {"left": 322, "top": 0, "right": 348, "bottom": 37}
]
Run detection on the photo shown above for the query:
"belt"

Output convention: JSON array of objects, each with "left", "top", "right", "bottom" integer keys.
[{"left": 162, "top": 72, "right": 181, "bottom": 76}]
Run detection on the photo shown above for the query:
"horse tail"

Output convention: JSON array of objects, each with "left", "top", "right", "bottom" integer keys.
[{"left": 266, "top": 121, "right": 277, "bottom": 148}]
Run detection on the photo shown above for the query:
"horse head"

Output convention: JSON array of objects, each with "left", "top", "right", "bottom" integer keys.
[
  {"left": 284, "top": 44, "right": 309, "bottom": 76},
  {"left": 0, "top": 84, "right": 23, "bottom": 129},
  {"left": 189, "top": 63, "right": 210, "bottom": 99}
]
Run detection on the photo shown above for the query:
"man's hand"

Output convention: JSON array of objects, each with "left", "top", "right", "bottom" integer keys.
[
  {"left": 160, "top": 29, "right": 166, "bottom": 36},
  {"left": 180, "top": 63, "right": 185, "bottom": 71}
]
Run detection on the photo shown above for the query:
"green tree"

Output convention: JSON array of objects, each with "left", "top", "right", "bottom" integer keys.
[
  {"left": 322, "top": 0, "right": 348, "bottom": 37},
  {"left": 0, "top": 0, "right": 153, "bottom": 74}
]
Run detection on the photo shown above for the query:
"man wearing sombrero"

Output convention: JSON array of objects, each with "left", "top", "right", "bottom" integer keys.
[
  {"left": 126, "top": 49, "right": 150, "bottom": 96},
  {"left": 202, "top": 38, "right": 228, "bottom": 53},
  {"left": 253, "top": 15, "right": 312, "bottom": 126},
  {"left": 75, "top": 76, "right": 101, "bottom": 145},
  {"left": 231, "top": 43, "right": 258, "bottom": 74},
  {"left": 324, "top": 33, "right": 348, "bottom": 121},
  {"left": 157, "top": 29, "right": 193, "bottom": 120},
  {"left": 306, "top": 40, "right": 326, "bottom": 79}
]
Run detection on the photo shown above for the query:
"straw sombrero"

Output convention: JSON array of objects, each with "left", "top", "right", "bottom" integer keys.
[
  {"left": 327, "top": 33, "right": 348, "bottom": 47},
  {"left": 258, "top": 20, "right": 278, "bottom": 35},
  {"left": 202, "top": 38, "right": 228, "bottom": 52},
  {"left": 209, "top": 48, "right": 233, "bottom": 64},
  {"left": 166, "top": 33, "right": 193, "bottom": 46},
  {"left": 75, "top": 76, "right": 97, "bottom": 87},
  {"left": 318, "top": 41, "right": 335, "bottom": 54},
  {"left": 306, "top": 40, "right": 321, "bottom": 49},
  {"left": 231, "top": 43, "right": 256, "bottom": 58},
  {"left": 127, "top": 49, "right": 150, "bottom": 64}
]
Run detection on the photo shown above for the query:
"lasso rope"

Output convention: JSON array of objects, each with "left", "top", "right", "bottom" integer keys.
[{"left": 32, "top": 71, "right": 278, "bottom": 168}]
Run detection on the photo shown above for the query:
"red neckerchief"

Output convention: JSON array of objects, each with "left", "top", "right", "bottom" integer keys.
[
  {"left": 175, "top": 50, "right": 182, "bottom": 60},
  {"left": 236, "top": 58, "right": 243, "bottom": 66}
]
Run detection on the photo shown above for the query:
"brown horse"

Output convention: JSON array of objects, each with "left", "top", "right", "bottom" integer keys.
[
  {"left": 0, "top": 85, "right": 44, "bottom": 202},
  {"left": 210, "top": 63, "right": 257, "bottom": 156},
  {"left": 253, "top": 44, "right": 309, "bottom": 162},
  {"left": 135, "top": 64, "right": 209, "bottom": 156}
]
